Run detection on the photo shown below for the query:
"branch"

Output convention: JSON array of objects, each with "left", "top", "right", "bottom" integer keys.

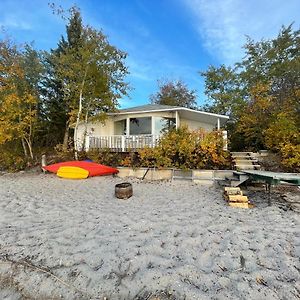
[{"left": 0, "top": 256, "right": 90, "bottom": 297}]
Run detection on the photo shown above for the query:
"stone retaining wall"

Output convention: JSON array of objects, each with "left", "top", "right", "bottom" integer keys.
[{"left": 117, "top": 167, "right": 234, "bottom": 184}]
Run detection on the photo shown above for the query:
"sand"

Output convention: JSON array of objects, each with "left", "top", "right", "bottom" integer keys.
[{"left": 0, "top": 173, "right": 299, "bottom": 299}]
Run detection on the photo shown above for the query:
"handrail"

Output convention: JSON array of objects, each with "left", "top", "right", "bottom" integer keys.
[{"left": 89, "top": 134, "right": 161, "bottom": 151}]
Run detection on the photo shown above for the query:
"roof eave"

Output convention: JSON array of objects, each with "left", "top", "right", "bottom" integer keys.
[{"left": 108, "top": 107, "right": 229, "bottom": 120}]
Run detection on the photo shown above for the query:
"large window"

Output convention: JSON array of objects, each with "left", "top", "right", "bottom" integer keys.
[
  {"left": 114, "top": 119, "right": 126, "bottom": 135},
  {"left": 130, "top": 117, "right": 151, "bottom": 135},
  {"left": 154, "top": 117, "right": 176, "bottom": 135}
]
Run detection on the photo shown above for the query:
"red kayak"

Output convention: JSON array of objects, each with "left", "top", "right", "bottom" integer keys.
[{"left": 43, "top": 161, "right": 119, "bottom": 177}]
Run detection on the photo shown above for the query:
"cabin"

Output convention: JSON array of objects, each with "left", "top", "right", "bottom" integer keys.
[{"left": 75, "top": 104, "right": 229, "bottom": 152}]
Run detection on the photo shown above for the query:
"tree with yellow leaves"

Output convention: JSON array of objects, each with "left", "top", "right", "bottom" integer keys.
[{"left": 0, "top": 39, "right": 37, "bottom": 159}]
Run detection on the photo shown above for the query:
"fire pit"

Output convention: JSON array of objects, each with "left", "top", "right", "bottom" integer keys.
[{"left": 115, "top": 182, "right": 133, "bottom": 199}]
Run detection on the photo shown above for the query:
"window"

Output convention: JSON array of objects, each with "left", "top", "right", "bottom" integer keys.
[
  {"left": 114, "top": 119, "right": 126, "bottom": 135},
  {"left": 154, "top": 117, "right": 176, "bottom": 135},
  {"left": 129, "top": 117, "right": 151, "bottom": 135}
]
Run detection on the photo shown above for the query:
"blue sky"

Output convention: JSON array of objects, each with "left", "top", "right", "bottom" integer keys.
[{"left": 0, "top": 0, "right": 299, "bottom": 108}]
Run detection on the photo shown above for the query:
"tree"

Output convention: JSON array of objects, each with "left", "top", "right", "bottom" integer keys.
[
  {"left": 40, "top": 51, "right": 68, "bottom": 146},
  {"left": 41, "top": 7, "right": 84, "bottom": 148},
  {"left": 201, "top": 25, "right": 300, "bottom": 154},
  {"left": 150, "top": 79, "right": 197, "bottom": 109},
  {"left": 20, "top": 44, "right": 45, "bottom": 141},
  {"left": 0, "top": 39, "right": 38, "bottom": 159},
  {"left": 238, "top": 25, "right": 300, "bottom": 116},
  {"left": 43, "top": 7, "right": 129, "bottom": 151},
  {"left": 235, "top": 83, "right": 274, "bottom": 150},
  {"left": 200, "top": 65, "right": 246, "bottom": 119}
]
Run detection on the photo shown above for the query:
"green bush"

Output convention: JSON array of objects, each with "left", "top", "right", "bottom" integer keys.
[
  {"left": 138, "top": 126, "right": 231, "bottom": 169},
  {"left": 86, "top": 148, "right": 124, "bottom": 167},
  {"left": 280, "top": 143, "right": 300, "bottom": 172},
  {"left": 0, "top": 142, "right": 28, "bottom": 171}
]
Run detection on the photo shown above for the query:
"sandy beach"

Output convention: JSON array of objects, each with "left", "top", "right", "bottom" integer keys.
[{"left": 0, "top": 173, "right": 299, "bottom": 299}]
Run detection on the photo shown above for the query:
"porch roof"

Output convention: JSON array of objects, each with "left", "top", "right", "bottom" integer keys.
[{"left": 108, "top": 104, "right": 229, "bottom": 126}]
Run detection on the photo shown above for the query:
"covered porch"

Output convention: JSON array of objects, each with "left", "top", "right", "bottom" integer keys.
[
  {"left": 86, "top": 112, "right": 227, "bottom": 152},
  {"left": 87, "top": 114, "right": 178, "bottom": 152},
  {"left": 74, "top": 105, "right": 229, "bottom": 152}
]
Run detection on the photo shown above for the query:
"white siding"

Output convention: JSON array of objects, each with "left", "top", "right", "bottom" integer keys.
[
  {"left": 75, "top": 118, "right": 114, "bottom": 150},
  {"left": 180, "top": 118, "right": 215, "bottom": 131}
]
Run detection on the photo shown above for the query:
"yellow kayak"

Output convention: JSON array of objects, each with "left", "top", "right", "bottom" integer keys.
[{"left": 57, "top": 166, "right": 89, "bottom": 179}]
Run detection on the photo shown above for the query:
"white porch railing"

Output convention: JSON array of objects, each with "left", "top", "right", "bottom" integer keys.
[
  {"left": 87, "top": 131, "right": 228, "bottom": 152},
  {"left": 89, "top": 134, "right": 161, "bottom": 152}
]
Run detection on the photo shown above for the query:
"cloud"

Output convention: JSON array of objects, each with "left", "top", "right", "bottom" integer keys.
[
  {"left": 0, "top": 15, "right": 32, "bottom": 30},
  {"left": 182, "top": 0, "right": 300, "bottom": 64}
]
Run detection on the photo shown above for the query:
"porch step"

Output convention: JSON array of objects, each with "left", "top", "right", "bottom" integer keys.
[
  {"left": 236, "top": 164, "right": 261, "bottom": 170},
  {"left": 233, "top": 158, "right": 259, "bottom": 163},
  {"left": 231, "top": 151, "right": 261, "bottom": 171},
  {"left": 231, "top": 152, "right": 254, "bottom": 157}
]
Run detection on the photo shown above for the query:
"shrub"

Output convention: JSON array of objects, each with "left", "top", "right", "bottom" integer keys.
[
  {"left": 119, "top": 152, "right": 140, "bottom": 168},
  {"left": 53, "top": 144, "right": 75, "bottom": 162},
  {"left": 0, "top": 151, "right": 28, "bottom": 171},
  {"left": 264, "top": 112, "right": 300, "bottom": 152},
  {"left": 86, "top": 148, "right": 123, "bottom": 167},
  {"left": 280, "top": 143, "right": 300, "bottom": 172},
  {"left": 138, "top": 126, "right": 231, "bottom": 169},
  {"left": 263, "top": 112, "right": 300, "bottom": 172},
  {"left": 0, "top": 142, "right": 29, "bottom": 171}
]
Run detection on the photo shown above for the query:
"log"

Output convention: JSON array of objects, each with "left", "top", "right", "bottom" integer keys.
[
  {"left": 228, "top": 202, "right": 254, "bottom": 209},
  {"left": 224, "top": 187, "right": 243, "bottom": 195},
  {"left": 226, "top": 195, "right": 249, "bottom": 203}
]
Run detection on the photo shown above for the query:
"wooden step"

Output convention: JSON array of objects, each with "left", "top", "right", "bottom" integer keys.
[
  {"left": 235, "top": 162, "right": 260, "bottom": 167},
  {"left": 226, "top": 195, "right": 248, "bottom": 202},
  {"left": 236, "top": 164, "right": 261, "bottom": 170},
  {"left": 228, "top": 202, "right": 255, "bottom": 209},
  {"left": 233, "top": 158, "right": 259, "bottom": 163},
  {"left": 231, "top": 152, "right": 254, "bottom": 155},
  {"left": 224, "top": 187, "right": 254, "bottom": 208},
  {"left": 224, "top": 187, "right": 243, "bottom": 195}
]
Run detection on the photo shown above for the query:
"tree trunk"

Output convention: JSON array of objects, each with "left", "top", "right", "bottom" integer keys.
[
  {"left": 63, "top": 120, "right": 70, "bottom": 151},
  {"left": 81, "top": 108, "right": 90, "bottom": 151},
  {"left": 74, "top": 66, "right": 88, "bottom": 159},
  {"left": 24, "top": 137, "right": 34, "bottom": 160},
  {"left": 21, "top": 138, "right": 28, "bottom": 157}
]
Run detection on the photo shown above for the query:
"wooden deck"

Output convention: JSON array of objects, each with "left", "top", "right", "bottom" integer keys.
[{"left": 243, "top": 170, "right": 300, "bottom": 185}]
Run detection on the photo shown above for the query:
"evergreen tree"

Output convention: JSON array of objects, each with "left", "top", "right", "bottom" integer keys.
[{"left": 41, "top": 7, "right": 84, "bottom": 148}]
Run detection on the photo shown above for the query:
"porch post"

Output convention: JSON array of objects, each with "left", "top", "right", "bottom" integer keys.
[
  {"left": 126, "top": 117, "right": 130, "bottom": 136},
  {"left": 217, "top": 118, "right": 220, "bottom": 130},
  {"left": 85, "top": 135, "right": 90, "bottom": 151},
  {"left": 125, "top": 118, "right": 130, "bottom": 151},
  {"left": 151, "top": 117, "right": 156, "bottom": 147},
  {"left": 151, "top": 116, "right": 155, "bottom": 135},
  {"left": 175, "top": 111, "right": 180, "bottom": 129},
  {"left": 121, "top": 136, "right": 125, "bottom": 152}
]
